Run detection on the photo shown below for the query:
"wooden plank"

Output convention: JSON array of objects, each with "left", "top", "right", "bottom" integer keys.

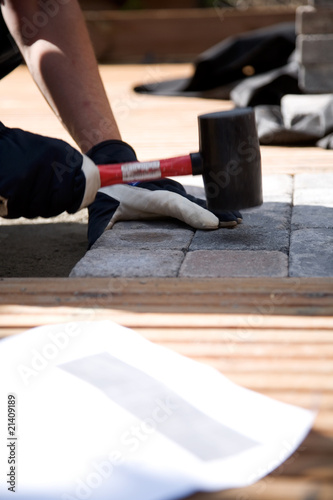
[
  {"left": 2, "top": 276, "right": 331, "bottom": 295},
  {"left": 186, "top": 478, "right": 333, "bottom": 500},
  {"left": 1, "top": 306, "right": 333, "bottom": 330},
  {"left": 0, "top": 306, "right": 331, "bottom": 498},
  {"left": 150, "top": 342, "right": 333, "bottom": 357},
  {"left": 137, "top": 328, "right": 333, "bottom": 342},
  {"left": 0, "top": 279, "right": 331, "bottom": 500},
  {"left": 0, "top": 278, "right": 332, "bottom": 315},
  {"left": 2, "top": 65, "right": 333, "bottom": 177},
  {"left": 84, "top": 7, "right": 297, "bottom": 62}
]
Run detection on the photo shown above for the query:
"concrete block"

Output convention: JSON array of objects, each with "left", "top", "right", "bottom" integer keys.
[
  {"left": 292, "top": 205, "right": 333, "bottom": 229},
  {"left": 92, "top": 223, "right": 194, "bottom": 251},
  {"left": 296, "top": 6, "right": 333, "bottom": 34},
  {"left": 289, "top": 228, "right": 333, "bottom": 277},
  {"left": 281, "top": 94, "right": 333, "bottom": 132},
  {"left": 70, "top": 249, "right": 185, "bottom": 277},
  {"left": 294, "top": 188, "right": 333, "bottom": 207},
  {"left": 294, "top": 173, "right": 333, "bottom": 190},
  {"left": 261, "top": 175, "right": 293, "bottom": 203},
  {"left": 189, "top": 226, "right": 290, "bottom": 254},
  {"left": 298, "top": 63, "right": 333, "bottom": 93},
  {"left": 179, "top": 250, "right": 288, "bottom": 278},
  {"left": 293, "top": 173, "right": 333, "bottom": 208},
  {"left": 111, "top": 219, "right": 195, "bottom": 232},
  {"left": 297, "top": 34, "right": 333, "bottom": 64},
  {"left": 241, "top": 202, "right": 291, "bottom": 230}
]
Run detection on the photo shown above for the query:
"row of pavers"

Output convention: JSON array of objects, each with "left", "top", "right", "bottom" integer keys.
[{"left": 70, "top": 174, "right": 333, "bottom": 278}]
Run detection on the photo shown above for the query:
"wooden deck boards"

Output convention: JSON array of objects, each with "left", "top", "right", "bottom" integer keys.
[
  {"left": 2, "top": 64, "right": 333, "bottom": 176},
  {"left": 0, "top": 278, "right": 332, "bottom": 499}
]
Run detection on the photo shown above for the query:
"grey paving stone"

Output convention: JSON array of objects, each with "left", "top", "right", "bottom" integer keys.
[
  {"left": 261, "top": 175, "right": 293, "bottom": 203},
  {"left": 92, "top": 224, "right": 194, "bottom": 251},
  {"left": 241, "top": 202, "right": 291, "bottom": 229},
  {"left": 294, "top": 173, "right": 333, "bottom": 190},
  {"left": 179, "top": 250, "right": 288, "bottom": 278},
  {"left": 296, "top": 6, "right": 333, "bottom": 34},
  {"left": 299, "top": 63, "right": 333, "bottom": 93},
  {"left": 294, "top": 188, "right": 333, "bottom": 207},
  {"left": 111, "top": 219, "right": 194, "bottom": 232},
  {"left": 189, "top": 226, "right": 290, "bottom": 254},
  {"left": 70, "top": 249, "right": 185, "bottom": 278},
  {"left": 281, "top": 94, "right": 333, "bottom": 132},
  {"left": 297, "top": 34, "right": 333, "bottom": 64},
  {"left": 292, "top": 205, "right": 333, "bottom": 229},
  {"left": 184, "top": 175, "right": 293, "bottom": 204},
  {"left": 293, "top": 174, "right": 333, "bottom": 208},
  {"left": 289, "top": 228, "right": 333, "bottom": 277}
]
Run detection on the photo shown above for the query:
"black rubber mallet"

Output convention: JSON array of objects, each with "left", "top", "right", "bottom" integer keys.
[{"left": 97, "top": 107, "right": 263, "bottom": 213}]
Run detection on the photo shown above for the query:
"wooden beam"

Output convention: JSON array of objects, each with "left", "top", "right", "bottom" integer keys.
[
  {"left": 0, "top": 277, "right": 332, "bottom": 315},
  {"left": 83, "top": 7, "right": 297, "bottom": 62}
]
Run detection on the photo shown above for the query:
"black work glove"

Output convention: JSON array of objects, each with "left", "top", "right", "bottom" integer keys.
[{"left": 0, "top": 123, "right": 99, "bottom": 219}]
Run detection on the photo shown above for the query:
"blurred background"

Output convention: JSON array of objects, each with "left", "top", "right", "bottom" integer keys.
[
  {"left": 78, "top": 1, "right": 304, "bottom": 9},
  {"left": 77, "top": 0, "right": 303, "bottom": 63}
]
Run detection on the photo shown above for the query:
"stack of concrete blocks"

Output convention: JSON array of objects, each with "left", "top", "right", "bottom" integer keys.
[{"left": 296, "top": 0, "right": 333, "bottom": 93}]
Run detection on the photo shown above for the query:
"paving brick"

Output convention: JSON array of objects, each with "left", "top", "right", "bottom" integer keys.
[
  {"left": 293, "top": 188, "right": 333, "bottom": 207},
  {"left": 281, "top": 94, "right": 333, "bottom": 132},
  {"left": 179, "top": 250, "right": 288, "bottom": 278},
  {"left": 92, "top": 223, "right": 194, "bottom": 251},
  {"left": 294, "top": 173, "right": 333, "bottom": 190},
  {"left": 296, "top": 6, "right": 333, "bottom": 34},
  {"left": 292, "top": 205, "right": 333, "bottom": 229},
  {"left": 111, "top": 219, "right": 195, "bottom": 232},
  {"left": 297, "top": 34, "right": 333, "bottom": 64},
  {"left": 70, "top": 249, "right": 185, "bottom": 277},
  {"left": 184, "top": 175, "right": 293, "bottom": 204},
  {"left": 189, "top": 226, "right": 290, "bottom": 254},
  {"left": 299, "top": 63, "right": 333, "bottom": 93},
  {"left": 242, "top": 202, "right": 291, "bottom": 229},
  {"left": 261, "top": 175, "right": 293, "bottom": 203},
  {"left": 289, "top": 229, "right": 333, "bottom": 277},
  {"left": 293, "top": 174, "right": 333, "bottom": 208}
]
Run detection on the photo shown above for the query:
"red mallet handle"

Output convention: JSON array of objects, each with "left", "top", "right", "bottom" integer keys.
[{"left": 97, "top": 153, "right": 202, "bottom": 187}]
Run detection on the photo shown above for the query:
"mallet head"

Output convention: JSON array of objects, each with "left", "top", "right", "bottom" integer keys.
[{"left": 198, "top": 107, "right": 263, "bottom": 213}]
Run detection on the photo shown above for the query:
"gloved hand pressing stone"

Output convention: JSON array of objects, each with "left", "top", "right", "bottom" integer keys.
[{"left": 86, "top": 140, "right": 242, "bottom": 248}]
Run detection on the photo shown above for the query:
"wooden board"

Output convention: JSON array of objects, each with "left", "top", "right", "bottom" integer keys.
[
  {"left": 0, "top": 277, "right": 332, "bottom": 499},
  {"left": 84, "top": 7, "right": 297, "bottom": 62},
  {"left": 2, "top": 64, "right": 333, "bottom": 178}
]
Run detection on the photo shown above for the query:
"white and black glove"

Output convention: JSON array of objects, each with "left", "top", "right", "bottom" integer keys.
[{"left": 86, "top": 140, "right": 242, "bottom": 248}]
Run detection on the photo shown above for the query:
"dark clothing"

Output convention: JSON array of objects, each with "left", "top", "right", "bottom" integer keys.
[{"left": 0, "top": 123, "right": 85, "bottom": 218}]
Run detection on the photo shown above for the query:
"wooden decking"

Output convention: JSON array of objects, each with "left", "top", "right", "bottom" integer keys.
[
  {"left": 2, "top": 64, "right": 333, "bottom": 176},
  {"left": 0, "top": 277, "right": 332, "bottom": 499},
  {"left": 1, "top": 64, "right": 333, "bottom": 499}
]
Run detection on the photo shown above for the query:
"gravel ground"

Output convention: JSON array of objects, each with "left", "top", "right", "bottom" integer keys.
[{"left": 0, "top": 211, "right": 89, "bottom": 277}]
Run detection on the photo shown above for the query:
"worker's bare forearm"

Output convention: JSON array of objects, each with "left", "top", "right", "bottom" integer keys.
[{"left": 1, "top": 0, "right": 121, "bottom": 151}]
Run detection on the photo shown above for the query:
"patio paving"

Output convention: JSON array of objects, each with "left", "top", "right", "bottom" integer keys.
[{"left": 70, "top": 173, "right": 333, "bottom": 278}]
